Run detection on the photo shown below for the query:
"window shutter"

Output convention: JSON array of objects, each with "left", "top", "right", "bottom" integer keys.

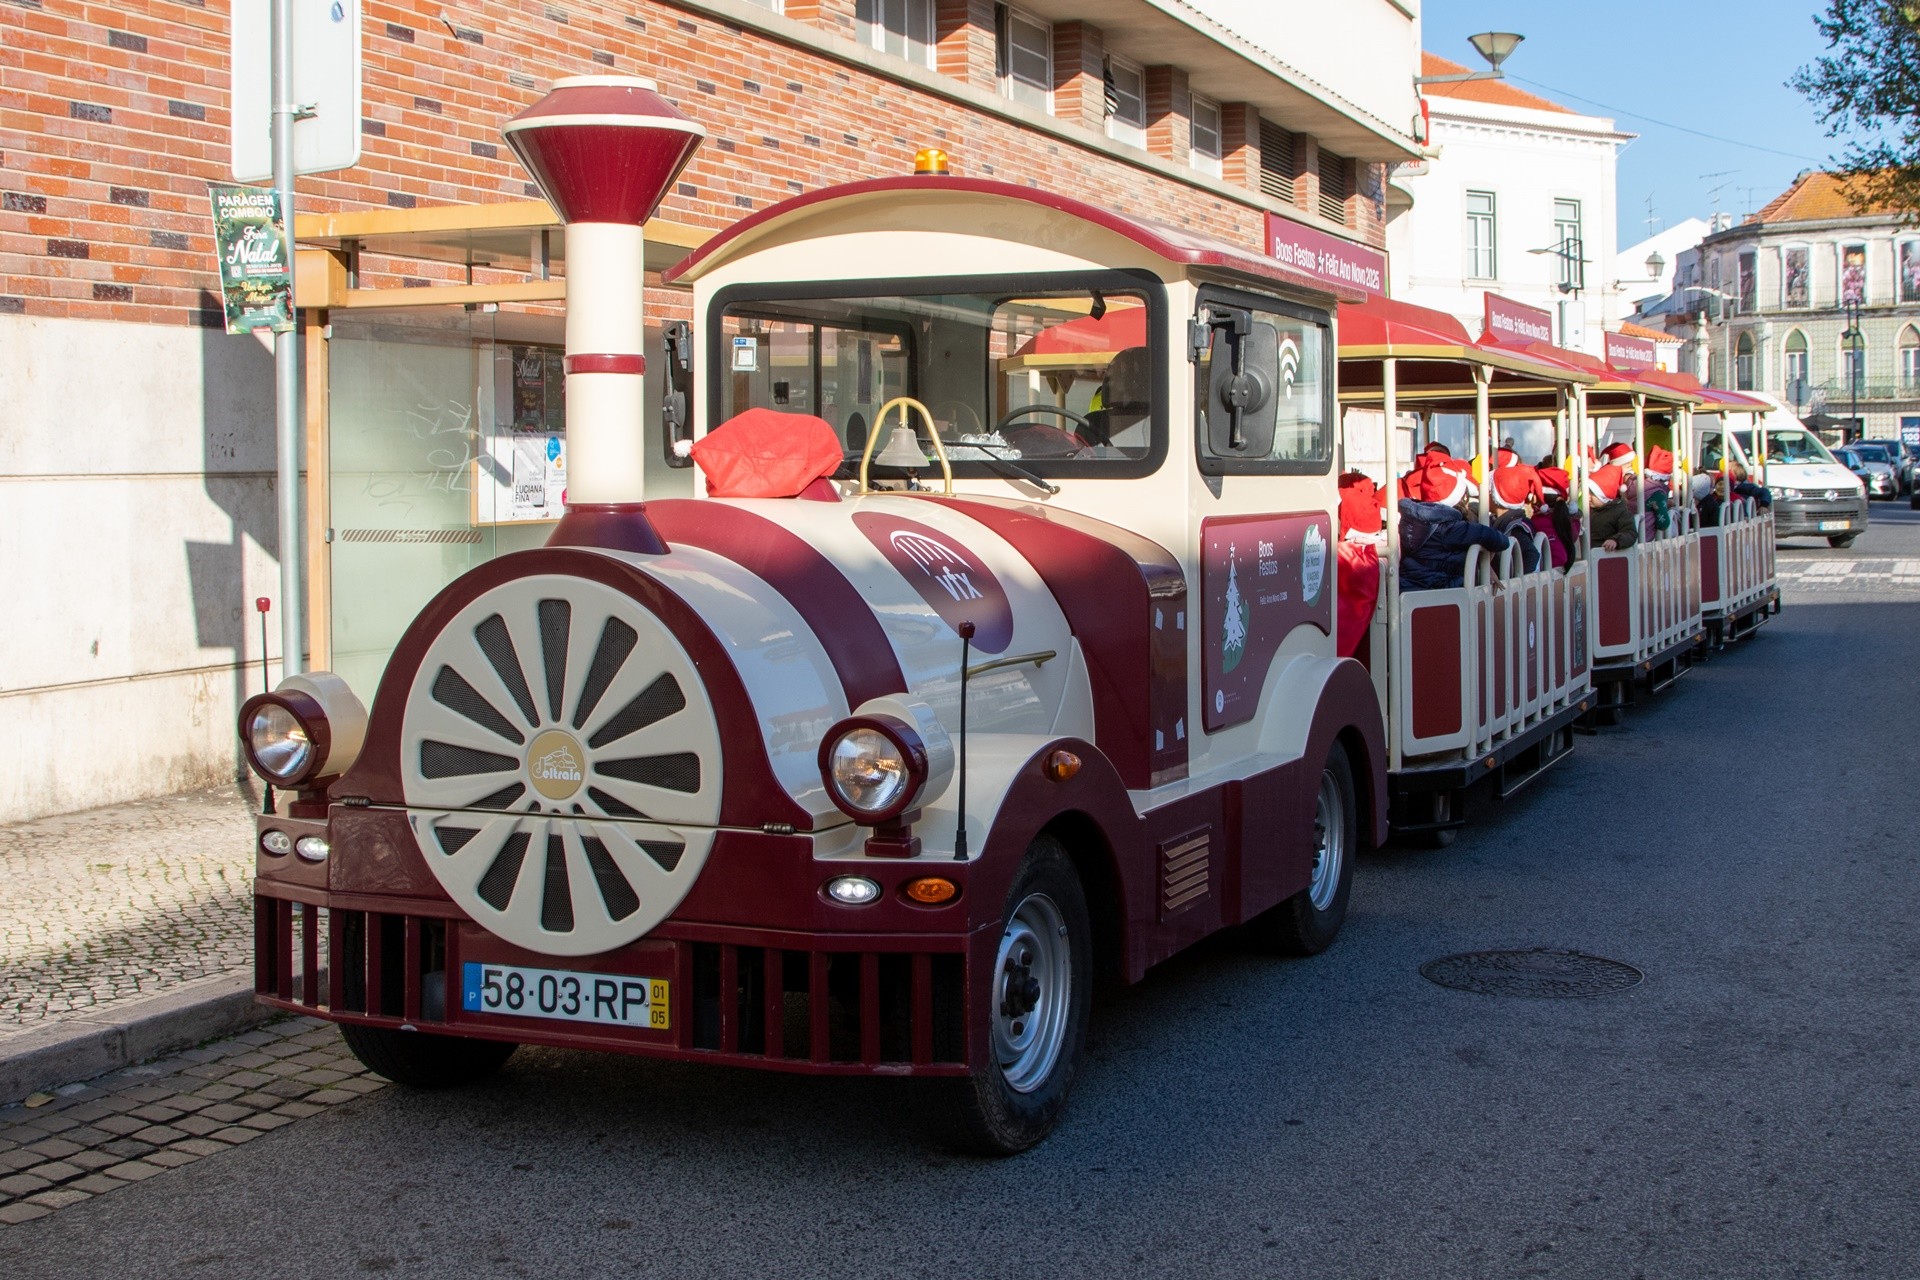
[
  {"left": 1258, "top": 121, "right": 1295, "bottom": 202},
  {"left": 1318, "top": 149, "right": 1351, "bottom": 224}
]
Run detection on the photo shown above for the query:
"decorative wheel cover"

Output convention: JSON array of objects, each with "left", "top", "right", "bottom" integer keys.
[{"left": 400, "top": 574, "right": 723, "bottom": 956}]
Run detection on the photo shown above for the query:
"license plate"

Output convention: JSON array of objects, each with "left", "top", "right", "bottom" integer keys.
[
  {"left": 461, "top": 962, "right": 668, "bottom": 1030},
  {"left": 1819, "top": 520, "right": 1851, "bottom": 531}
]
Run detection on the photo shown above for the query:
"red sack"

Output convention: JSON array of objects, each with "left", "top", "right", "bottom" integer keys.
[
  {"left": 1336, "top": 542, "right": 1380, "bottom": 660},
  {"left": 690, "top": 408, "right": 845, "bottom": 498}
]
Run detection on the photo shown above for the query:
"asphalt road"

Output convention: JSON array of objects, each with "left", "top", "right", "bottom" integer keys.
[{"left": 7, "top": 505, "right": 1920, "bottom": 1279}]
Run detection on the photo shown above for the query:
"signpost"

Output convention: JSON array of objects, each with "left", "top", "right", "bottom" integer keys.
[{"left": 228, "top": 0, "right": 363, "bottom": 680}]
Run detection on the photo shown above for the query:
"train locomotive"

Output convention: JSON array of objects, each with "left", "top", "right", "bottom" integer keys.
[{"left": 237, "top": 77, "right": 1387, "bottom": 1153}]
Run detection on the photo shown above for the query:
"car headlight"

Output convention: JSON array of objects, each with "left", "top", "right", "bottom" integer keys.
[
  {"left": 1775, "top": 487, "right": 1798, "bottom": 500},
  {"left": 818, "top": 715, "right": 934, "bottom": 822},
  {"left": 238, "top": 672, "right": 368, "bottom": 788}
]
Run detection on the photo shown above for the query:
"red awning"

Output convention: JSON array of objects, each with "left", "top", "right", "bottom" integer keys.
[{"left": 1010, "top": 305, "right": 1149, "bottom": 358}]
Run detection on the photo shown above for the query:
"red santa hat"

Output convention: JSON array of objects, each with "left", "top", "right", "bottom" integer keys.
[
  {"left": 1537, "top": 466, "right": 1572, "bottom": 500},
  {"left": 1645, "top": 445, "right": 1675, "bottom": 478},
  {"left": 1337, "top": 471, "right": 1384, "bottom": 538},
  {"left": 1494, "top": 447, "right": 1519, "bottom": 470},
  {"left": 1406, "top": 459, "right": 1472, "bottom": 506},
  {"left": 1587, "top": 463, "right": 1627, "bottom": 503},
  {"left": 1491, "top": 465, "right": 1545, "bottom": 510},
  {"left": 1601, "top": 442, "right": 1637, "bottom": 469}
]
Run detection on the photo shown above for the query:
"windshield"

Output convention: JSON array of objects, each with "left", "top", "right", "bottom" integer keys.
[
  {"left": 1735, "top": 427, "right": 1838, "bottom": 466},
  {"left": 1854, "top": 443, "right": 1892, "bottom": 464},
  {"left": 711, "top": 276, "right": 1171, "bottom": 478}
]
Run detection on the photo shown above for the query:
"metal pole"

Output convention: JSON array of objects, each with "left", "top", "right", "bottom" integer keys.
[
  {"left": 271, "top": 0, "right": 303, "bottom": 679},
  {"left": 1850, "top": 301, "right": 1861, "bottom": 435},
  {"left": 1383, "top": 357, "right": 1401, "bottom": 774}
]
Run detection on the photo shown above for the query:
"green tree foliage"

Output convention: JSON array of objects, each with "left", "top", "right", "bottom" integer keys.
[{"left": 1791, "top": 1, "right": 1920, "bottom": 213}]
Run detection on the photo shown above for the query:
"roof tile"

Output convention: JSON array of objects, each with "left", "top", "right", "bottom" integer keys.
[{"left": 1420, "top": 53, "right": 1571, "bottom": 114}]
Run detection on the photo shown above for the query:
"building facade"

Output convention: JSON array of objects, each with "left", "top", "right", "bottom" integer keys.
[
  {"left": 1644, "top": 173, "right": 1920, "bottom": 436},
  {"left": 1385, "top": 52, "right": 1632, "bottom": 352},
  {"left": 0, "top": 0, "right": 1419, "bottom": 822}
]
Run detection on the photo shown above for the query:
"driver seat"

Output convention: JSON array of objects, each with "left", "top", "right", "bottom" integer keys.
[{"left": 1086, "top": 345, "right": 1151, "bottom": 450}]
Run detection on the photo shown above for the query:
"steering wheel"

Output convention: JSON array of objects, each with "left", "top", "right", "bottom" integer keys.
[{"left": 993, "top": 404, "right": 1092, "bottom": 457}]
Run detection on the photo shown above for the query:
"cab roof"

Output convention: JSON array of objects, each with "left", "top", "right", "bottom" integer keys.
[{"left": 661, "top": 175, "right": 1358, "bottom": 302}]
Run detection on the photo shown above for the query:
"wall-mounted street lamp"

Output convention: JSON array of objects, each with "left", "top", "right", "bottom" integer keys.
[
  {"left": 1646, "top": 250, "right": 1666, "bottom": 280},
  {"left": 1415, "top": 32, "right": 1526, "bottom": 84}
]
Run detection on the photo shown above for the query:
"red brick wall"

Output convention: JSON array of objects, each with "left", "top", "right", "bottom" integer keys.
[
  {"left": 1051, "top": 21, "right": 1104, "bottom": 134},
  {"left": 1143, "top": 64, "right": 1189, "bottom": 166},
  {"left": 0, "top": 0, "right": 1381, "bottom": 330}
]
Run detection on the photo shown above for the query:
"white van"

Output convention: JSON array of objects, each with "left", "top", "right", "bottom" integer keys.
[{"left": 1696, "top": 392, "right": 1868, "bottom": 548}]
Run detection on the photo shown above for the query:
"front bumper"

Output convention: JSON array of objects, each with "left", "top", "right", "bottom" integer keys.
[
  {"left": 253, "top": 807, "right": 981, "bottom": 1076},
  {"left": 1773, "top": 493, "right": 1868, "bottom": 538}
]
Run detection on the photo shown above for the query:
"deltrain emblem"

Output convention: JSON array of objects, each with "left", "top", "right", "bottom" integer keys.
[
  {"left": 527, "top": 729, "right": 587, "bottom": 800},
  {"left": 853, "top": 512, "right": 1014, "bottom": 653}
]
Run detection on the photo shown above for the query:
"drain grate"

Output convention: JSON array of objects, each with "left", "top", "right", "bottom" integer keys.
[{"left": 1419, "top": 948, "right": 1643, "bottom": 999}]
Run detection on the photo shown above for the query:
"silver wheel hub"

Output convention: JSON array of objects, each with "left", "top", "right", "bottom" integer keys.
[
  {"left": 1308, "top": 769, "right": 1346, "bottom": 912},
  {"left": 992, "top": 892, "right": 1071, "bottom": 1094}
]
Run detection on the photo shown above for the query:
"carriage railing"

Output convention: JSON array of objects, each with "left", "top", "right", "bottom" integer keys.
[
  {"left": 1700, "top": 496, "right": 1777, "bottom": 620},
  {"left": 1393, "top": 532, "right": 1592, "bottom": 765},
  {"left": 1590, "top": 498, "right": 1703, "bottom": 666}
]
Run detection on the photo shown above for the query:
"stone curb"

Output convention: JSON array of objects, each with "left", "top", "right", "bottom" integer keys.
[{"left": 0, "top": 973, "right": 277, "bottom": 1105}]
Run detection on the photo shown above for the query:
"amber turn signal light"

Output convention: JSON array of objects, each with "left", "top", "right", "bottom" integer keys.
[
  {"left": 903, "top": 876, "right": 958, "bottom": 904},
  {"left": 914, "top": 147, "right": 951, "bottom": 176},
  {"left": 1043, "top": 749, "right": 1082, "bottom": 782}
]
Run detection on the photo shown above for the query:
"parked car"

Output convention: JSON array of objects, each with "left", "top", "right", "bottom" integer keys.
[
  {"left": 1858, "top": 445, "right": 1904, "bottom": 495},
  {"left": 1835, "top": 447, "right": 1899, "bottom": 500},
  {"left": 1899, "top": 442, "right": 1920, "bottom": 494}
]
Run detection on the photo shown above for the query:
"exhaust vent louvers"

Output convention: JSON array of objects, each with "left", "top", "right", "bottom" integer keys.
[{"left": 1159, "top": 829, "right": 1211, "bottom": 918}]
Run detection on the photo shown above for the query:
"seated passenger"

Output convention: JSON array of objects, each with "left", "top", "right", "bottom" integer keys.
[
  {"left": 1398, "top": 462, "right": 1511, "bottom": 591},
  {"left": 1601, "top": 441, "right": 1637, "bottom": 471},
  {"left": 1530, "top": 467, "right": 1581, "bottom": 568},
  {"left": 1587, "top": 465, "right": 1638, "bottom": 551},
  {"left": 1642, "top": 446, "right": 1674, "bottom": 538},
  {"left": 1489, "top": 465, "right": 1545, "bottom": 573}
]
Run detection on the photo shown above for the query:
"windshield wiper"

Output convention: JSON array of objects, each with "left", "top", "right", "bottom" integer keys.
[{"left": 957, "top": 439, "right": 1062, "bottom": 495}]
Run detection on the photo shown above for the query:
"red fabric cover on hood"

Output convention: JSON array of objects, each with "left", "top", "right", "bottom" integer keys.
[{"left": 691, "top": 409, "right": 845, "bottom": 498}]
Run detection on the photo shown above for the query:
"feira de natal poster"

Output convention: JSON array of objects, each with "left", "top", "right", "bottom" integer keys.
[{"left": 208, "top": 184, "right": 294, "bottom": 335}]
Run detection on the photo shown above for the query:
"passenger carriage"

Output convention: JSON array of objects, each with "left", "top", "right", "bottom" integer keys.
[
  {"left": 236, "top": 78, "right": 1388, "bottom": 1153},
  {"left": 1691, "top": 393, "right": 1781, "bottom": 645},
  {"left": 1336, "top": 297, "right": 1598, "bottom": 843}
]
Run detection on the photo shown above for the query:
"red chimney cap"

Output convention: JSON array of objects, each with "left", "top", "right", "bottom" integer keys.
[{"left": 504, "top": 75, "right": 705, "bottom": 226}]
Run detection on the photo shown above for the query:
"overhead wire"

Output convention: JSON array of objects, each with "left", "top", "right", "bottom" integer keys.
[{"left": 1506, "top": 75, "right": 1825, "bottom": 163}]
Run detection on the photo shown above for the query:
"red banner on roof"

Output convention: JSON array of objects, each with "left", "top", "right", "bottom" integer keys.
[
  {"left": 1483, "top": 293, "right": 1554, "bottom": 345},
  {"left": 1604, "top": 330, "right": 1659, "bottom": 369},
  {"left": 1266, "top": 213, "right": 1387, "bottom": 295}
]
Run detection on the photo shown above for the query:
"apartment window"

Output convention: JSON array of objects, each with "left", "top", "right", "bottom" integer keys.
[
  {"left": 1465, "top": 190, "right": 1497, "bottom": 280},
  {"left": 1784, "top": 329, "right": 1809, "bottom": 399},
  {"left": 857, "top": 0, "right": 933, "bottom": 65},
  {"left": 1104, "top": 56, "right": 1145, "bottom": 148},
  {"left": 1188, "top": 94, "right": 1223, "bottom": 179},
  {"left": 1783, "top": 244, "right": 1810, "bottom": 308},
  {"left": 1318, "top": 148, "right": 1352, "bottom": 224},
  {"left": 1258, "top": 121, "right": 1296, "bottom": 202},
  {"left": 1737, "top": 250, "right": 1757, "bottom": 313},
  {"left": 1735, "top": 332, "right": 1755, "bottom": 391},
  {"left": 996, "top": 5, "right": 1052, "bottom": 112},
  {"left": 1552, "top": 198, "right": 1582, "bottom": 290},
  {"left": 1901, "top": 326, "right": 1920, "bottom": 389},
  {"left": 1842, "top": 334, "right": 1867, "bottom": 389}
]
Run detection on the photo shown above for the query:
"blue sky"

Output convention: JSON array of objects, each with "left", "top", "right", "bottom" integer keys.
[{"left": 1420, "top": 1, "right": 1840, "bottom": 249}]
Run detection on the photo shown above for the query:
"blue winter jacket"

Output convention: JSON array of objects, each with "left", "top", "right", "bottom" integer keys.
[{"left": 1398, "top": 499, "right": 1512, "bottom": 590}]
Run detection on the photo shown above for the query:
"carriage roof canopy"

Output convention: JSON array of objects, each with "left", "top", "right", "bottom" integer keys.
[{"left": 662, "top": 175, "right": 1358, "bottom": 301}]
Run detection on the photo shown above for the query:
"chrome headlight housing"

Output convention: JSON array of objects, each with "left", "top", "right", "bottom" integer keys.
[
  {"left": 818, "top": 715, "right": 929, "bottom": 822},
  {"left": 238, "top": 672, "right": 368, "bottom": 788}
]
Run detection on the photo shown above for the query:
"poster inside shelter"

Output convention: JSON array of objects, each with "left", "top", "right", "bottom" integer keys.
[
  {"left": 208, "top": 184, "right": 293, "bottom": 335},
  {"left": 477, "top": 343, "right": 568, "bottom": 523}
]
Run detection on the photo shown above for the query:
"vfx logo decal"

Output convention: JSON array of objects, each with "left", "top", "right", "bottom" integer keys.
[{"left": 853, "top": 512, "right": 1014, "bottom": 654}]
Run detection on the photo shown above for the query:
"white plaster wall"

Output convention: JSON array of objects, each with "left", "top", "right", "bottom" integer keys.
[
  {"left": 1388, "top": 98, "right": 1628, "bottom": 352},
  {"left": 0, "top": 313, "right": 281, "bottom": 822},
  {"left": 1181, "top": 0, "right": 1420, "bottom": 139}
]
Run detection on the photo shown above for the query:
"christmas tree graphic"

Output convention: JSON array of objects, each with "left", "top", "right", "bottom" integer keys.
[{"left": 1222, "top": 544, "right": 1248, "bottom": 673}]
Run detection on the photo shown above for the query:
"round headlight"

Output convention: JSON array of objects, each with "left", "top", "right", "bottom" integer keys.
[
  {"left": 247, "top": 701, "right": 313, "bottom": 783},
  {"left": 818, "top": 716, "right": 929, "bottom": 823}
]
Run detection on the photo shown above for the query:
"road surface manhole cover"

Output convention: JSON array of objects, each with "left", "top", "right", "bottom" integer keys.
[{"left": 1419, "top": 948, "right": 1643, "bottom": 999}]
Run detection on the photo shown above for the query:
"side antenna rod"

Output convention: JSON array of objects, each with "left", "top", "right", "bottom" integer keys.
[{"left": 953, "top": 621, "right": 973, "bottom": 861}]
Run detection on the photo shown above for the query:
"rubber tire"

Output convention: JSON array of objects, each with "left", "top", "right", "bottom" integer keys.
[
  {"left": 1247, "top": 747, "right": 1357, "bottom": 956},
  {"left": 1419, "top": 825, "right": 1459, "bottom": 850},
  {"left": 944, "top": 836, "right": 1092, "bottom": 1156},
  {"left": 338, "top": 1023, "right": 518, "bottom": 1089},
  {"left": 1828, "top": 534, "right": 1858, "bottom": 548}
]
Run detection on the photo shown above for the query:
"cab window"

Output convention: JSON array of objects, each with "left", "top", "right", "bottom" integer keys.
[
  {"left": 708, "top": 271, "right": 1167, "bottom": 480},
  {"left": 1192, "top": 287, "right": 1333, "bottom": 475}
]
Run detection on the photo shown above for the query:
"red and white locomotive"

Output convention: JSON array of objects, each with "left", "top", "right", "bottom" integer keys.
[{"left": 239, "top": 77, "right": 1385, "bottom": 1152}]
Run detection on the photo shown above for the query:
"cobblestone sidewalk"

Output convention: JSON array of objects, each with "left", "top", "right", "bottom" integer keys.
[
  {"left": 0, "top": 1016, "right": 382, "bottom": 1225},
  {"left": 0, "top": 786, "right": 258, "bottom": 1029}
]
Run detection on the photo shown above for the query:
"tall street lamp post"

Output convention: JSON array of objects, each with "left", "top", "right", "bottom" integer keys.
[{"left": 1843, "top": 299, "right": 1863, "bottom": 433}]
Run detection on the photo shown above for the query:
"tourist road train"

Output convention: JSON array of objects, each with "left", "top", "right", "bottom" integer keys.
[{"left": 235, "top": 77, "right": 1780, "bottom": 1152}]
